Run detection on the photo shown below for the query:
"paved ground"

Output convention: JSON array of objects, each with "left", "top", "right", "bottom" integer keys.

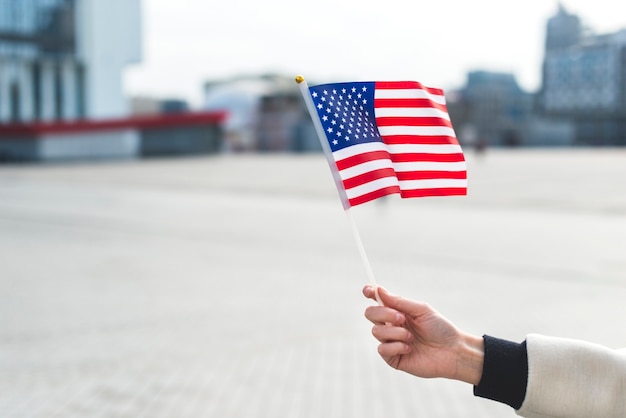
[{"left": 1, "top": 149, "right": 625, "bottom": 417}]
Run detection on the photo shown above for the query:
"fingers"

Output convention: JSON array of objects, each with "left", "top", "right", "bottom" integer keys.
[
  {"left": 378, "top": 341, "right": 412, "bottom": 358},
  {"left": 364, "top": 305, "right": 405, "bottom": 326},
  {"left": 371, "top": 323, "right": 413, "bottom": 344}
]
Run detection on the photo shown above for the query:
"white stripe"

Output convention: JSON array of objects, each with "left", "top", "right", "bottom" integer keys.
[
  {"left": 375, "top": 88, "right": 446, "bottom": 105},
  {"left": 387, "top": 143, "right": 463, "bottom": 154},
  {"left": 399, "top": 179, "right": 468, "bottom": 190},
  {"left": 345, "top": 177, "right": 400, "bottom": 199},
  {"left": 378, "top": 126, "right": 457, "bottom": 137},
  {"left": 374, "top": 107, "right": 450, "bottom": 120},
  {"left": 332, "top": 141, "right": 388, "bottom": 161},
  {"left": 338, "top": 158, "right": 394, "bottom": 180},
  {"left": 393, "top": 161, "right": 467, "bottom": 172}
]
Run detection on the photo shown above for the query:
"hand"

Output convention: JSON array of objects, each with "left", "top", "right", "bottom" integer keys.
[{"left": 363, "top": 285, "right": 484, "bottom": 385}]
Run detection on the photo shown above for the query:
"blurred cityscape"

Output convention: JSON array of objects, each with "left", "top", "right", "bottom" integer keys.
[{"left": 0, "top": 1, "right": 625, "bottom": 162}]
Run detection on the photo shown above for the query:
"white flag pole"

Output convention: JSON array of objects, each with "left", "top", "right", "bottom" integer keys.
[{"left": 296, "top": 75, "right": 383, "bottom": 305}]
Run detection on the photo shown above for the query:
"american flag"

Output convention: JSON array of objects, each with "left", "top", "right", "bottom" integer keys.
[{"left": 306, "top": 80, "right": 467, "bottom": 208}]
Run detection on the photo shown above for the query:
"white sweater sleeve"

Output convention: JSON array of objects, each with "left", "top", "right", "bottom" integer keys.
[{"left": 517, "top": 334, "right": 626, "bottom": 418}]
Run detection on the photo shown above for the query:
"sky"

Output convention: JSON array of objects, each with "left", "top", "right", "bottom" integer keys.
[{"left": 124, "top": 0, "right": 626, "bottom": 108}]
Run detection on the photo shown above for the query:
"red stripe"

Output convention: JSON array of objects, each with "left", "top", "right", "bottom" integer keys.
[
  {"left": 374, "top": 98, "right": 448, "bottom": 113},
  {"left": 335, "top": 149, "right": 390, "bottom": 171},
  {"left": 374, "top": 81, "right": 444, "bottom": 96},
  {"left": 348, "top": 186, "right": 400, "bottom": 207},
  {"left": 383, "top": 135, "right": 460, "bottom": 145},
  {"left": 375, "top": 116, "right": 454, "bottom": 129},
  {"left": 396, "top": 171, "right": 467, "bottom": 181},
  {"left": 342, "top": 167, "right": 397, "bottom": 190},
  {"left": 391, "top": 153, "right": 466, "bottom": 163},
  {"left": 400, "top": 188, "right": 467, "bottom": 198}
]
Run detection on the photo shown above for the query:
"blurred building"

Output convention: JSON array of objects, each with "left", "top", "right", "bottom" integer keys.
[
  {"left": 131, "top": 96, "right": 190, "bottom": 116},
  {"left": 538, "top": 3, "right": 626, "bottom": 145},
  {"left": 203, "top": 74, "right": 320, "bottom": 153},
  {"left": 447, "top": 71, "right": 534, "bottom": 147},
  {"left": 0, "top": 0, "right": 141, "bottom": 123},
  {"left": 0, "top": 1, "right": 225, "bottom": 162}
]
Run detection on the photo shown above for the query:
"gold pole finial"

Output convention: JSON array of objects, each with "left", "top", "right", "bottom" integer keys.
[{"left": 295, "top": 75, "right": 305, "bottom": 84}]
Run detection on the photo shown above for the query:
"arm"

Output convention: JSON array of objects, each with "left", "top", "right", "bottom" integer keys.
[
  {"left": 363, "top": 286, "right": 626, "bottom": 417},
  {"left": 517, "top": 334, "right": 626, "bottom": 418},
  {"left": 363, "top": 286, "right": 528, "bottom": 407}
]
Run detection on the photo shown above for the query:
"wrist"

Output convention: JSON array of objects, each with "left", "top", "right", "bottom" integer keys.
[{"left": 454, "top": 333, "right": 484, "bottom": 385}]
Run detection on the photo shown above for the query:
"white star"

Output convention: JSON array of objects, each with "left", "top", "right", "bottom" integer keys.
[
  {"left": 332, "top": 139, "right": 338, "bottom": 145},
  {"left": 322, "top": 115, "right": 328, "bottom": 121},
  {"left": 312, "top": 92, "right": 318, "bottom": 98},
  {"left": 323, "top": 89, "right": 328, "bottom": 95},
  {"left": 317, "top": 103, "right": 323, "bottom": 109},
  {"left": 362, "top": 86, "right": 367, "bottom": 92},
  {"left": 327, "top": 127, "right": 333, "bottom": 133}
]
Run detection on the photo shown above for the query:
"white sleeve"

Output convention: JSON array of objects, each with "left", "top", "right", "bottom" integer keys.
[{"left": 516, "top": 334, "right": 626, "bottom": 418}]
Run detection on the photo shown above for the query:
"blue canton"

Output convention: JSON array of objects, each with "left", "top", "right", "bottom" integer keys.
[{"left": 308, "top": 82, "right": 382, "bottom": 152}]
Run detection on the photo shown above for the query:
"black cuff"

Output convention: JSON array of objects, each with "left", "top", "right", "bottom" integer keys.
[{"left": 473, "top": 335, "right": 528, "bottom": 410}]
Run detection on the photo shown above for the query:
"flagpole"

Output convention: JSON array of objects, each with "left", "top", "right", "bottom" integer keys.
[{"left": 296, "top": 75, "right": 383, "bottom": 305}]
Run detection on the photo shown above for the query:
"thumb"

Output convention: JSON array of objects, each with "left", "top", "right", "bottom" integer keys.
[{"left": 378, "top": 287, "right": 425, "bottom": 316}]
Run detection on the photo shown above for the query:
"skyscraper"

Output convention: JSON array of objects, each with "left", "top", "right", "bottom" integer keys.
[{"left": 540, "top": 3, "right": 626, "bottom": 145}]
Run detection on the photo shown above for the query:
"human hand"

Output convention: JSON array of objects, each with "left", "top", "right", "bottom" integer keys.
[{"left": 363, "top": 285, "right": 484, "bottom": 385}]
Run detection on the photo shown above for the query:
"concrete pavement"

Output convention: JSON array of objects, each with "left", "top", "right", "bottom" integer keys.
[{"left": 1, "top": 149, "right": 625, "bottom": 417}]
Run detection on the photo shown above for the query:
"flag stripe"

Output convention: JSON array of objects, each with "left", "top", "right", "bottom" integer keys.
[
  {"left": 399, "top": 178, "right": 468, "bottom": 189},
  {"left": 374, "top": 98, "right": 449, "bottom": 113},
  {"left": 383, "top": 135, "right": 461, "bottom": 145},
  {"left": 338, "top": 158, "right": 395, "bottom": 180},
  {"left": 374, "top": 107, "right": 450, "bottom": 120},
  {"left": 335, "top": 149, "right": 390, "bottom": 171},
  {"left": 374, "top": 80, "right": 444, "bottom": 96},
  {"left": 375, "top": 116, "right": 454, "bottom": 129},
  {"left": 400, "top": 187, "right": 467, "bottom": 198},
  {"left": 393, "top": 161, "right": 468, "bottom": 172},
  {"left": 348, "top": 186, "right": 401, "bottom": 207},
  {"left": 345, "top": 176, "right": 400, "bottom": 200},
  {"left": 342, "top": 167, "right": 397, "bottom": 190},
  {"left": 386, "top": 143, "right": 463, "bottom": 154},
  {"left": 378, "top": 126, "right": 457, "bottom": 137},
  {"left": 391, "top": 152, "right": 466, "bottom": 163},
  {"left": 396, "top": 170, "right": 468, "bottom": 181}
]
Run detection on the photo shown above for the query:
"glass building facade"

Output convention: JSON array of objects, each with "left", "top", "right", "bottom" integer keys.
[{"left": 0, "top": 0, "right": 85, "bottom": 122}]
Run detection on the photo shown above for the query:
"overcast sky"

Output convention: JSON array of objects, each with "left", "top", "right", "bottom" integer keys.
[{"left": 124, "top": 0, "right": 626, "bottom": 107}]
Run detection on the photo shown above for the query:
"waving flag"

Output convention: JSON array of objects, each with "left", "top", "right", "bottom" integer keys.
[{"left": 302, "top": 80, "right": 467, "bottom": 208}]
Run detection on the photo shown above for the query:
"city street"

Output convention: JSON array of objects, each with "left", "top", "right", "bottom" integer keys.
[{"left": 1, "top": 149, "right": 625, "bottom": 417}]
